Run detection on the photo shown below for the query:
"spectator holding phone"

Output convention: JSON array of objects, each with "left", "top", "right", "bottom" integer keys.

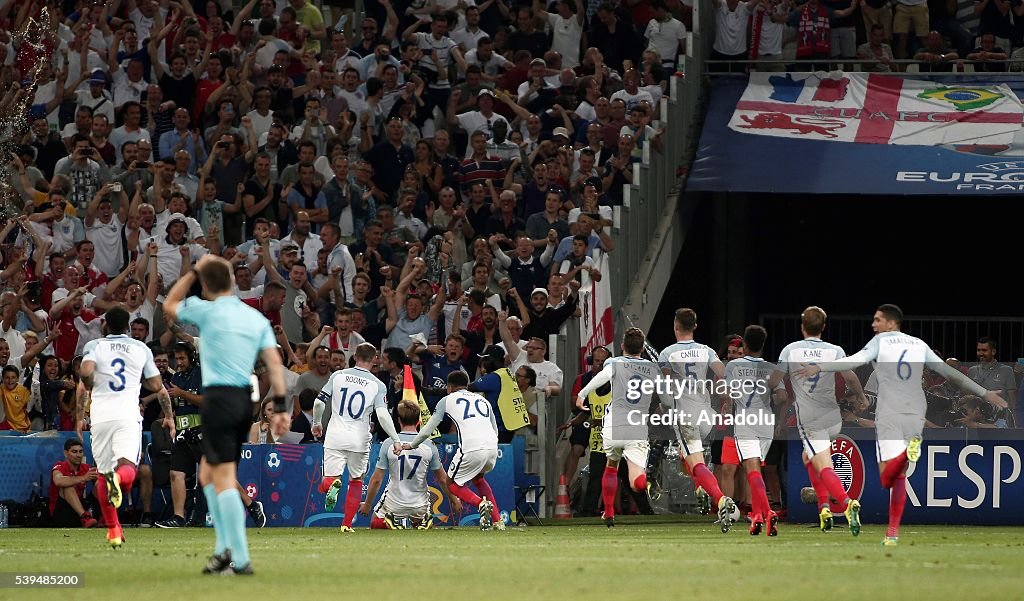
[{"left": 56, "top": 134, "right": 109, "bottom": 211}]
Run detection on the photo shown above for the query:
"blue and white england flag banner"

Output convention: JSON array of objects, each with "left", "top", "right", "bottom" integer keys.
[{"left": 688, "top": 72, "right": 1024, "bottom": 195}]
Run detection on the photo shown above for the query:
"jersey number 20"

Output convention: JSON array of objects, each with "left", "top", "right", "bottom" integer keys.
[{"left": 455, "top": 396, "right": 490, "bottom": 419}]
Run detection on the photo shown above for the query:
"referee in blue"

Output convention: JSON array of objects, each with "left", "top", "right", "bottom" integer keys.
[{"left": 165, "top": 255, "right": 288, "bottom": 576}]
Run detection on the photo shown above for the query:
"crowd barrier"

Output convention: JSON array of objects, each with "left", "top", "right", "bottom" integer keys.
[{"left": 0, "top": 433, "right": 526, "bottom": 527}]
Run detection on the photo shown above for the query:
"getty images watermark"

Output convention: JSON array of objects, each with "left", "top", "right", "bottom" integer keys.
[
  {"left": 598, "top": 361, "right": 777, "bottom": 442},
  {"left": 622, "top": 373, "right": 774, "bottom": 427}
]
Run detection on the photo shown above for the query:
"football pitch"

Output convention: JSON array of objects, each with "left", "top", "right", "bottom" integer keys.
[{"left": 3, "top": 517, "right": 1022, "bottom": 600}]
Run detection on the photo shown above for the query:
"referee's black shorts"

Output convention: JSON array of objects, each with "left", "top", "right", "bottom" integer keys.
[{"left": 200, "top": 386, "right": 254, "bottom": 465}]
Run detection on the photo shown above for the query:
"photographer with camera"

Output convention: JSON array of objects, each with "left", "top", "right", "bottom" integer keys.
[
  {"left": 155, "top": 342, "right": 204, "bottom": 528},
  {"left": 55, "top": 134, "right": 109, "bottom": 212}
]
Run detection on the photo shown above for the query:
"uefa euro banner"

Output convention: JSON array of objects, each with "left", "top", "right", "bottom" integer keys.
[
  {"left": 688, "top": 72, "right": 1024, "bottom": 195},
  {"left": 786, "top": 429, "right": 1024, "bottom": 525}
]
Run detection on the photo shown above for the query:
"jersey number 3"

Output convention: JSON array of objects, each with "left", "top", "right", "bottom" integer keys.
[{"left": 109, "top": 358, "right": 127, "bottom": 392}]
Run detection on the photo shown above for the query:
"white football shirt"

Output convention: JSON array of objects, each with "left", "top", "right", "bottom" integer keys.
[
  {"left": 776, "top": 337, "right": 845, "bottom": 427},
  {"left": 83, "top": 334, "right": 159, "bottom": 424},
  {"left": 376, "top": 431, "right": 442, "bottom": 511},
  {"left": 436, "top": 390, "right": 498, "bottom": 452},
  {"left": 659, "top": 340, "right": 721, "bottom": 409},
  {"left": 319, "top": 366, "right": 388, "bottom": 451}
]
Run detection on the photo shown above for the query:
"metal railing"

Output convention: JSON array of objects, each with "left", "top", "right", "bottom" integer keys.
[
  {"left": 705, "top": 57, "right": 1024, "bottom": 74},
  {"left": 759, "top": 313, "right": 1024, "bottom": 361}
]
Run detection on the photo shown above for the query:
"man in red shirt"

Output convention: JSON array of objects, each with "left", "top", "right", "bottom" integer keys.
[
  {"left": 241, "top": 279, "right": 286, "bottom": 327},
  {"left": 40, "top": 253, "right": 67, "bottom": 311},
  {"left": 74, "top": 240, "right": 110, "bottom": 293},
  {"left": 49, "top": 439, "right": 99, "bottom": 528},
  {"left": 48, "top": 288, "right": 100, "bottom": 362}
]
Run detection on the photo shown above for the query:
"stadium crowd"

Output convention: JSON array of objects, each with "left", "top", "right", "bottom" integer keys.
[
  {"left": 709, "top": 0, "right": 1024, "bottom": 72},
  {"left": 0, "top": 0, "right": 668, "bottom": 524},
  {"left": 1, "top": 0, "right": 1019, "bottom": 528}
]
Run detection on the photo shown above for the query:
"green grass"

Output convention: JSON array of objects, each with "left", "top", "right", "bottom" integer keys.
[{"left": 3, "top": 517, "right": 1023, "bottom": 600}]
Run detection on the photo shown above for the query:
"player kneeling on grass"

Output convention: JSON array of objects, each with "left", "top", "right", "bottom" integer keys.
[
  {"left": 358, "top": 399, "right": 462, "bottom": 529},
  {"left": 78, "top": 307, "right": 174, "bottom": 549},
  {"left": 404, "top": 371, "right": 505, "bottom": 530},
  {"left": 576, "top": 328, "right": 658, "bottom": 528},
  {"left": 312, "top": 342, "right": 404, "bottom": 533}
]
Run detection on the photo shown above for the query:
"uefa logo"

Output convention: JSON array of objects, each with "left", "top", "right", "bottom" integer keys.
[
  {"left": 829, "top": 435, "right": 866, "bottom": 514},
  {"left": 266, "top": 451, "right": 283, "bottom": 473}
]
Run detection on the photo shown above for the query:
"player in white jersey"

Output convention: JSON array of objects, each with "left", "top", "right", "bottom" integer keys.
[
  {"left": 312, "top": 342, "right": 403, "bottom": 533},
  {"left": 798, "top": 304, "right": 1005, "bottom": 545},
  {"left": 360, "top": 399, "right": 461, "bottom": 529},
  {"left": 657, "top": 308, "right": 738, "bottom": 532},
  {"left": 77, "top": 308, "right": 173, "bottom": 548},
  {"left": 723, "top": 325, "right": 788, "bottom": 537},
  {"left": 406, "top": 371, "right": 505, "bottom": 530},
  {"left": 576, "top": 328, "right": 659, "bottom": 528},
  {"left": 771, "top": 306, "right": 867, "bottom": 535}
]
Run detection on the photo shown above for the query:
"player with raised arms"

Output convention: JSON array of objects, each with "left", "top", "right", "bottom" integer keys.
[
  {"left": 405, "top": 370, "right": 506, "bottom": 530},
  {"left": 164, "top": 255, "right": 289, "bottom": 575},
  {"left": 359, "top": 399, "right": 462, "bottom": 529},
  {"left": 78, "top": 307, "right": 174, "bottom": 549},
  {"left": 771, "top": 306, "right": 867, "bottom": 535},
  {"left": 797, "top": 304, "right": 1006, "bottom": 546},
  {"left": 658, "top": 308, "right": 738, "bottom": 533},
  {"left": 576, "top": 327, "right": 659, "bottom": 528},
  {"left": 312, "top": 342, "right": 403, "bottom": 533},
  {"left": 724, "top": 325, "right": 788, "bottom": 537}
]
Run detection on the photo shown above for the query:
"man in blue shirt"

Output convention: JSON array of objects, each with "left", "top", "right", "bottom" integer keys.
[{"left": 165, "top": 255, "right": 288, "bottom": 576}]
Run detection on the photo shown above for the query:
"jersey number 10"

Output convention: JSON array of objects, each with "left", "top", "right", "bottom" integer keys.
[{"left": 337, "top": 387, "right": 367, "bottom": 419}]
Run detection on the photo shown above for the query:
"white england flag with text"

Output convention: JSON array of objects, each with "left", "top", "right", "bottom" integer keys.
[{"left": 728, "top": 72, "right": 1023, "bottom": 145}]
